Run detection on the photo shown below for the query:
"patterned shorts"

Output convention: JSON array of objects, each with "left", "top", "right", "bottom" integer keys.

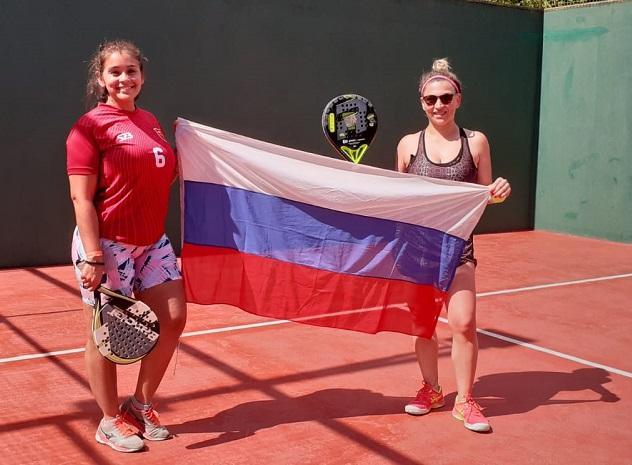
[
  {"left": 459, "top": 235, "right": 477, "bottom": 267},
  {"left": 71, "top": 227, "right": 182, "bottom": 306}
]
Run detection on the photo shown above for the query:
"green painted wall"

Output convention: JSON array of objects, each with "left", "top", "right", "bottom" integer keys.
[{"left": 536, "top": 1, "right": 632, "bottom": 242}]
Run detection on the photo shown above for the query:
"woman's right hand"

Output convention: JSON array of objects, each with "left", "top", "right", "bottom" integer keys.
[{"left": 78, "top": 261, "right": 105, "bottom": 291}]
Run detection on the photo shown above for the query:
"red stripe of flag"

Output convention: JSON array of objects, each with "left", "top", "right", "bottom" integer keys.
[{"left": 182, "top": 243, "right": 445, "bottom": 338}]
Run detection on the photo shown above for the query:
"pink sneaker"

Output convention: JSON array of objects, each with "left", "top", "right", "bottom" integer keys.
[
  {"left": 452, "top": 396, "right": 491, "bottom": 432},
  {"left": 404, "top": 382, "right": 445, "bottom": 415},
  {"left": 121, "top": 397, "right": 171, "bottom": 441}
]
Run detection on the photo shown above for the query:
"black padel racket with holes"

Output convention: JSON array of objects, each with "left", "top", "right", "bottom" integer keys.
[
  {"left": 322, "top": 94, "right": 378, "bottom": 164},
  {"left": 92, "top": 286, "right": 160, "bottom": 365}
]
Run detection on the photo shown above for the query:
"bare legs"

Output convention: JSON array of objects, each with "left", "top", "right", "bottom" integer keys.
[
  {"left": 83, "top": 279, "right": 187, "bottom": 417},
  {"left": 83, "top": 304, "right": 119, "bottom": 417},
  {"left": 414, "top": 333, "right": 439, "bottom": 390},
  {"left": 135, "top": 280, "right": 187, "bottom": 403},
  {"left": 414, "top": 262, "right": 477, "bottom": 400}
]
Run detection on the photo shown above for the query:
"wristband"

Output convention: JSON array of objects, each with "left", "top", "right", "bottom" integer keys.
[
  {"left": 86, "top": 251, "right": 104, "bottom": 260},
  {"left": 84, "top": 260, "right": 105, "bottom": 266}
]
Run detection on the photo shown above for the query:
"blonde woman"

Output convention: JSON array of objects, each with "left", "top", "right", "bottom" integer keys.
[{"left": 396, "top": 58, "right": 511, "bottom": 432}]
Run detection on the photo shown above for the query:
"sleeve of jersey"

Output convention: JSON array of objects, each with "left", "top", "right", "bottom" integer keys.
[{"left": 66, "top": 119, "right": 100, "bottom": 175}]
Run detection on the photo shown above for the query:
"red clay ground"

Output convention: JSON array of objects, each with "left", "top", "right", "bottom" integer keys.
[{"left": 1, "top": 231, "right": 631, "bottom": 465}]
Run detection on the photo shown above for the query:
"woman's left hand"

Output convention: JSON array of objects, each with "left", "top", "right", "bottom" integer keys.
[{"left": 488, "top": 177, "right": 511, "bottom": 203}]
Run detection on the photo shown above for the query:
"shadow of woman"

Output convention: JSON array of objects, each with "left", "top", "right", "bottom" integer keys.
[
  {"left": 462, "top": 368, "right": 620, "bottom": 418},
  {"left": 170, "top": 388, "right": 410, "bottom": 449}
]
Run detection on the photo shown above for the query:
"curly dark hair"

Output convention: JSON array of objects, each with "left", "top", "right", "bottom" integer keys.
[{"left": 85, "top": 39, "right": 148, "bottom": 108}]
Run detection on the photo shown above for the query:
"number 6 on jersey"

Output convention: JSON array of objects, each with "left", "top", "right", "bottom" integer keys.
[{"left": 153, "top": 147, "right": 166, "bottom": 167}]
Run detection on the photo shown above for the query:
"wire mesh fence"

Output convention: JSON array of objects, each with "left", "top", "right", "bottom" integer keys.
[{"left": 470, "top": 0, "right": 613, "bottom": 9}]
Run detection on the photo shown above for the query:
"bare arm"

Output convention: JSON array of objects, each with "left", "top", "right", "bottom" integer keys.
[
  {"left": 473, "top": 132, "right": 492, "bottom": 186},
  {"left": 471, "top": 131, "right": 511, "bottom": 203},
  {"left": 396, "top": 133, "right": 419, "bottom": 173},
  {"left": 69, "top": 174, "right": 104, "bottom": 290}
]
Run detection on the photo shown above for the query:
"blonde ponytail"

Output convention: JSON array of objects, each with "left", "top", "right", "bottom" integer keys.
[{"left": 419, "top": 57, "right": 462, "bottom": 95}]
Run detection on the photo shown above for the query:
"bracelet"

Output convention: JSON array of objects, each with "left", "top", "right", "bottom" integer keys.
[
  {"left": 86, "top": 251, "right": 104, "bottom": 260},
  {"left": 84, "top": 260, "right": 105, "bottom": 266}
]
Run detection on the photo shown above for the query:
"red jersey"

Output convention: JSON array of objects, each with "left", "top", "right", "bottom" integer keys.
[{"left": 67, "top": 103, "right": 177, "bottom": 245}]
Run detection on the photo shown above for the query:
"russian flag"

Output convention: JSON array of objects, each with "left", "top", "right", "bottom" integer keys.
[{"left": 175, "top": 118, "right": 489, "bottom": 338}]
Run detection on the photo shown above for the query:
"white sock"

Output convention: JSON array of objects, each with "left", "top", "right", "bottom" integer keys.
[
  {"left": 101, "top": 416, "right": 117, "bottom": 426},
  {"left": 131, "top": 396, "right": 151, "bottom": 411}
]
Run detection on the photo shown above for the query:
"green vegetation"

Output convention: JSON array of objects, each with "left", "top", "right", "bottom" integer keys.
[{"left": 474, "top": 0, "right": 604, "bottom": 9}]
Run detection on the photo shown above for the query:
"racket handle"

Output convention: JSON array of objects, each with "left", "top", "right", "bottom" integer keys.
[{"left": 93, "top": 288, "right": 103, "bottom": 309}]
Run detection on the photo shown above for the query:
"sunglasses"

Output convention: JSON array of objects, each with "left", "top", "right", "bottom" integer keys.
[{"left": 421, "top": 93, "right": 455, "bottom": 106}]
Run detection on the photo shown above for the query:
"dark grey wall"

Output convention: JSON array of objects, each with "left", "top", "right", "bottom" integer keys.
[{"left": 0, "top": 0, "right": 542, "bottom": 268}]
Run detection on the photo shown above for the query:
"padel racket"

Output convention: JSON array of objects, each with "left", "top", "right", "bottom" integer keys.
[
  {"left": 92, "top": 286, "right": 160, "bottom": 365},
  {"left": 322, "top": 94, "right": 378, "bottom": 164}
]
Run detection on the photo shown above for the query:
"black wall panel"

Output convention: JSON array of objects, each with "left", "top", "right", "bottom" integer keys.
[{"left": 0, "top": 0, "right": 542, "bottom": 267}]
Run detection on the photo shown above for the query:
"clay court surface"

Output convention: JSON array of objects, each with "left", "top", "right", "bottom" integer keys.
[{"left": 1, "top": 231, "right": 631, "bottom": 465}]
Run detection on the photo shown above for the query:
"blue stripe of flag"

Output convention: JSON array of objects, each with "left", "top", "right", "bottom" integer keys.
[{"left": 183, "top": 181, "right": 465, "bottom": 291}]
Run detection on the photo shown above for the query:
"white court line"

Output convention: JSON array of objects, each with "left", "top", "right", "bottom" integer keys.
[
  {"left": 0, "top": 305, "right": 399, "bottom": 364},
  {"left": 437, "top": 317, "right": 632, "bottom": 379},
  {"left": 476, "top": 272, "right": 632, "bottom": 297},
  {"left": 1, "top": 273, "right": 631, "bottom": 378},
  {"left": 0, "top": 348, "right": 85, "bottom": 364}
]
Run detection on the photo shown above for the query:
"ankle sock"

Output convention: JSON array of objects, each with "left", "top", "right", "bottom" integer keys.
[{"left": 131, "top": 396, "right": 151, "bottom": 411}]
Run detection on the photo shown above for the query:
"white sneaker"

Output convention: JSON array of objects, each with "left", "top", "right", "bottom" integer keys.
[{"left": 95, "top": 415, "right": 144, "bottom": 452}]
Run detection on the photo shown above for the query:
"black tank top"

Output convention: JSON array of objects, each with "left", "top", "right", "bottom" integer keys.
[{"left": 406, "top": 127, "right": 477, "bottom": 183}]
